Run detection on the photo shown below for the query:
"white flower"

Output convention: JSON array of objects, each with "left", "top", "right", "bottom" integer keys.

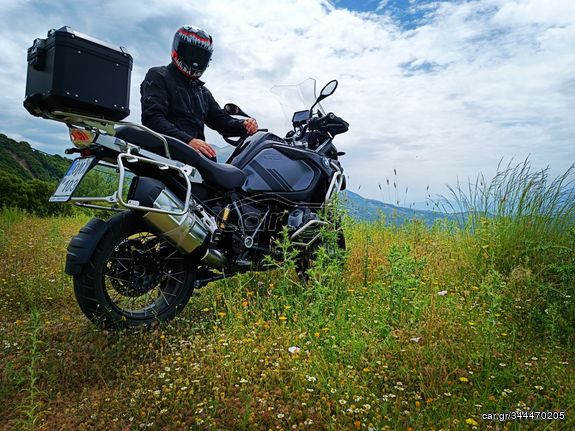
[
  {"left": 288, "top": 346, "right": 301, "bottom": 354},
  {"left": 438, "top": 290, "right": 448, "bottom": 296}
]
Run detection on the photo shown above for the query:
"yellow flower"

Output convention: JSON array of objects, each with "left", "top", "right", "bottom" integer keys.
[
  {"left": 459, "top": 377, "right": 469, "bottom": 383},
  {"left": 218, "top": 312, "right": 226, "bottom": 318},
  {"left": 314, "top": 332, "right": 321, "bottom": 338},
  {"left": 363, "top": 367, "right": 370, "bottom": 373},
  {"left": 279, "top": 316, "right": 288, "bottom": 321},
  {"left": 466, "top": 418, "right": 478, "bottom": 426}
]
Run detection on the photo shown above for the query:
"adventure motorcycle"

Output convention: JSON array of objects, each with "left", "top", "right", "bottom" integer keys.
[{"left": 26, "top": 74, "right": 348, "bottom": 328}]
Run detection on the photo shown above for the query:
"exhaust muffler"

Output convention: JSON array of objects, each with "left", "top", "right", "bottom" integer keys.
[{"left": 127, "top": 176, "right": 226, "bottom": 268}]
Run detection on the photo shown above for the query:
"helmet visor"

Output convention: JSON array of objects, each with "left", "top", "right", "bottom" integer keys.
[{"left": 175, "top": 41, "right": 212, "bottom": 72}]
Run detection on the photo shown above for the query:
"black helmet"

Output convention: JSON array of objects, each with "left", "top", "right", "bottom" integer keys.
[{"left": 171, "top": 25, "right": 213, "bottom": 79}]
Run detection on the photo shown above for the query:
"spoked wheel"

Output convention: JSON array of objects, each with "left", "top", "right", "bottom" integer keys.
[{"left": 73, "top": 212, "right": 196, "bottom": 329}]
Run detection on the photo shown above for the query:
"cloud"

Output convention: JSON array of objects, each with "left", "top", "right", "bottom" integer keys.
[{"left": 0, "top": 0, "right": 573, "bottom": 203}]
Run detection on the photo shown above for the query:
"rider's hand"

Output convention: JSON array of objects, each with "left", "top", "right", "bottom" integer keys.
[
  {"left": 188, "top": 138, "right": 216, "bottom": 158},
  {"left": 243, "top": 118, "right": 258, "bottom": 135}
]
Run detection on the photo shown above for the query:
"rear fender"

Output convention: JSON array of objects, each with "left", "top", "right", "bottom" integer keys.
[{"left": 65, "top": 218, "right": 110, "bottom": 275}]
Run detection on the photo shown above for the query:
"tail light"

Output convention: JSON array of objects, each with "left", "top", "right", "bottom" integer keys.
[{"left": 69, "top": 127, "right": 95, "bottom": 148}]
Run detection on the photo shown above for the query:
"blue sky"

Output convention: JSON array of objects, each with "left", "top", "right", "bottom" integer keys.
[{"left": 0, "top": 0, "right": 574, "bottom": 204}]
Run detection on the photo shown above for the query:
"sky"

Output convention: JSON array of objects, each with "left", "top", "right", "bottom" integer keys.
[{"left": 0, "top": 0, "right": 574, "bottom": 205}]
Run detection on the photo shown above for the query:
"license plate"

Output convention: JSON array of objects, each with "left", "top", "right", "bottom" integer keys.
[{"left": 49, "top": 157, "right": 97, "bottom": 202}]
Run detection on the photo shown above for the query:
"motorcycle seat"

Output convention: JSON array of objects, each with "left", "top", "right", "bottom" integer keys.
[{"left": 115, "top": 125, "right": 246, "bottom": 190}]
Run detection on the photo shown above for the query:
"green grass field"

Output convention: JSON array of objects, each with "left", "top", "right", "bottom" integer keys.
[{"left": 1, "top": 162, "right": 574, "bottom": 430}]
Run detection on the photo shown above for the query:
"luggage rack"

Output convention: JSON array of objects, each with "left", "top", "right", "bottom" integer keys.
[
  {"left": 44, "top": 110, "right": 200, "bottom": 215},
  {"left": 49, "top": 110, "right": 172, "bottom": 159}
]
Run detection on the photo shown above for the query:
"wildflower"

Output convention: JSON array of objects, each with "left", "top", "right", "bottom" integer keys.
[
  {"left": 459, "top": 377, "right": 469, "bottom": 383},
  {"left": 279, "top": 316, "right": 288, "bottom": 321},
  {"left": 466, "top": 418, "right": 479, "bottom": 426},
  {"left": 339, "top": 399, "right": 347, "bottom": 405},
  {"left": 438, "top": 290, "right": 448, "bottom": 296},
  {"left": 288, "top": 346, "right": 301, "bottom": 354},
  {"left": 277, "top": 413, "right": 284, "bottom": 419},
  {"left": 534, "top": 385, "right": 544, "bottom": 391}
]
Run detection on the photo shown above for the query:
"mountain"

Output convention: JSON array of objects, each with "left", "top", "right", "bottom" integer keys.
[
  {"left": 0, "top": 134, "right": 70, "bottom": 181},
  {"left": 0, "top": 134, "right": 452, "bottom": 224},
  {"left": 341, "top": 190, "right": 453, "bottom": 225}
]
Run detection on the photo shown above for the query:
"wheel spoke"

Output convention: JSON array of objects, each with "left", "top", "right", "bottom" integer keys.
[{"left": 99, "top": 227, "right": 193, "bottom": 317}]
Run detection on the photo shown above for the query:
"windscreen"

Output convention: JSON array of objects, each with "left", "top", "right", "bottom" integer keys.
[{"left": 270, "top": 78, "right": 326, "bottom": 128}]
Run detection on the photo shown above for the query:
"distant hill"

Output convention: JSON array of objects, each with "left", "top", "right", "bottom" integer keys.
[
  {"left": 341, "top": 190, "right": 453, "bottom": 225},
  {"left": 0, "top": 134, "right": 452, "bottom": 223},
  {"left": 0, "top": 134, "right": 70, "bottom": 181}
]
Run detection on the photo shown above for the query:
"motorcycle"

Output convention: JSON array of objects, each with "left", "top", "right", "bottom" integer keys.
[{"left": 26, "top": 36, "right": 348, "bottom": 328}]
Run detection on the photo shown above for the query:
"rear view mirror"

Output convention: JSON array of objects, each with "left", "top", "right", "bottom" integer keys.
[
  {"left": 320, "top": 80, "right": 338, "bottom": 98},
  {"left": 224, "top": 103, "right": 250, "bottom": 118},
  {"left": 309, "top": 80, "right": 338, "bottom": 113}
]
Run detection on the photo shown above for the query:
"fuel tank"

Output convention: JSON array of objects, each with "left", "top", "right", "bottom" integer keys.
[{"left": 230, "top": 132, "right": 324, "bottom": 198}]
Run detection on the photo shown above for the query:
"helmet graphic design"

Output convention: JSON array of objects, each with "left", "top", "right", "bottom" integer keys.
[{"left": 171, "top": 25, "right": 213, "bottom": 79}]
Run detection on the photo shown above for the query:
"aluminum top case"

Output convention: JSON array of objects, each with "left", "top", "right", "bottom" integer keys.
[{"left": 24, "top": 26, "right": 133, "bottom": 121}]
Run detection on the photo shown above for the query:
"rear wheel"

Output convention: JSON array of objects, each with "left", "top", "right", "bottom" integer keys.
[{"left": 73, "top": 212, "right": 196, "bottom": 329}]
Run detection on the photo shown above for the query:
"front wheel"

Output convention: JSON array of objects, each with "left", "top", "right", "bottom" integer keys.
[
  {"left": 296, "top": 228, "right": 346, "bottom": 282},
  {"left": 73, "top": 212, "right": 197, "bottom": 329}
]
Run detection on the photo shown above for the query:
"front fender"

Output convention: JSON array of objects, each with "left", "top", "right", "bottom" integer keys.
[{"left": 65, "top": 218, "right": 110, "bottom": 276}]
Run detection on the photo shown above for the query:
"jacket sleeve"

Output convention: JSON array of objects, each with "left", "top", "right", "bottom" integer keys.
[
  {"left": 204, "top": 89, "right": 246, "bottom": 141},
  {"left": 140, "top": 68, "right": 194, "bottom": 144}
]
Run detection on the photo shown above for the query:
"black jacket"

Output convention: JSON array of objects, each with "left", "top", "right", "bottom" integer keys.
[{"left": 140, "top": 64, "right": 245, "bottom": 145}]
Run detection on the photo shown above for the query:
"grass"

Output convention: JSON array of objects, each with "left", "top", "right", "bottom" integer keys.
[{"left": 0, "top": 161, "right": 574, "bottom": 430}]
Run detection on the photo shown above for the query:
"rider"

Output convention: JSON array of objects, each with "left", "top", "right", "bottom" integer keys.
[{"left": 140, "top": 25, "right": 258, "bottom": 160}]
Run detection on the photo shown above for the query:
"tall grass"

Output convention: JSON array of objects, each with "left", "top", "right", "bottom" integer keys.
[
  {"left": 1, "top": 163, "right": 574, "bottom": 429},
  {"left": 441, "top": 159, "right": 575, "bottom": 342}
]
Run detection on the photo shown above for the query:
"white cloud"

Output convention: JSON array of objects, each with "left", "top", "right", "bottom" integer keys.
[{"left": 0, "top": 0, "right": 573, "bottom": 203}]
